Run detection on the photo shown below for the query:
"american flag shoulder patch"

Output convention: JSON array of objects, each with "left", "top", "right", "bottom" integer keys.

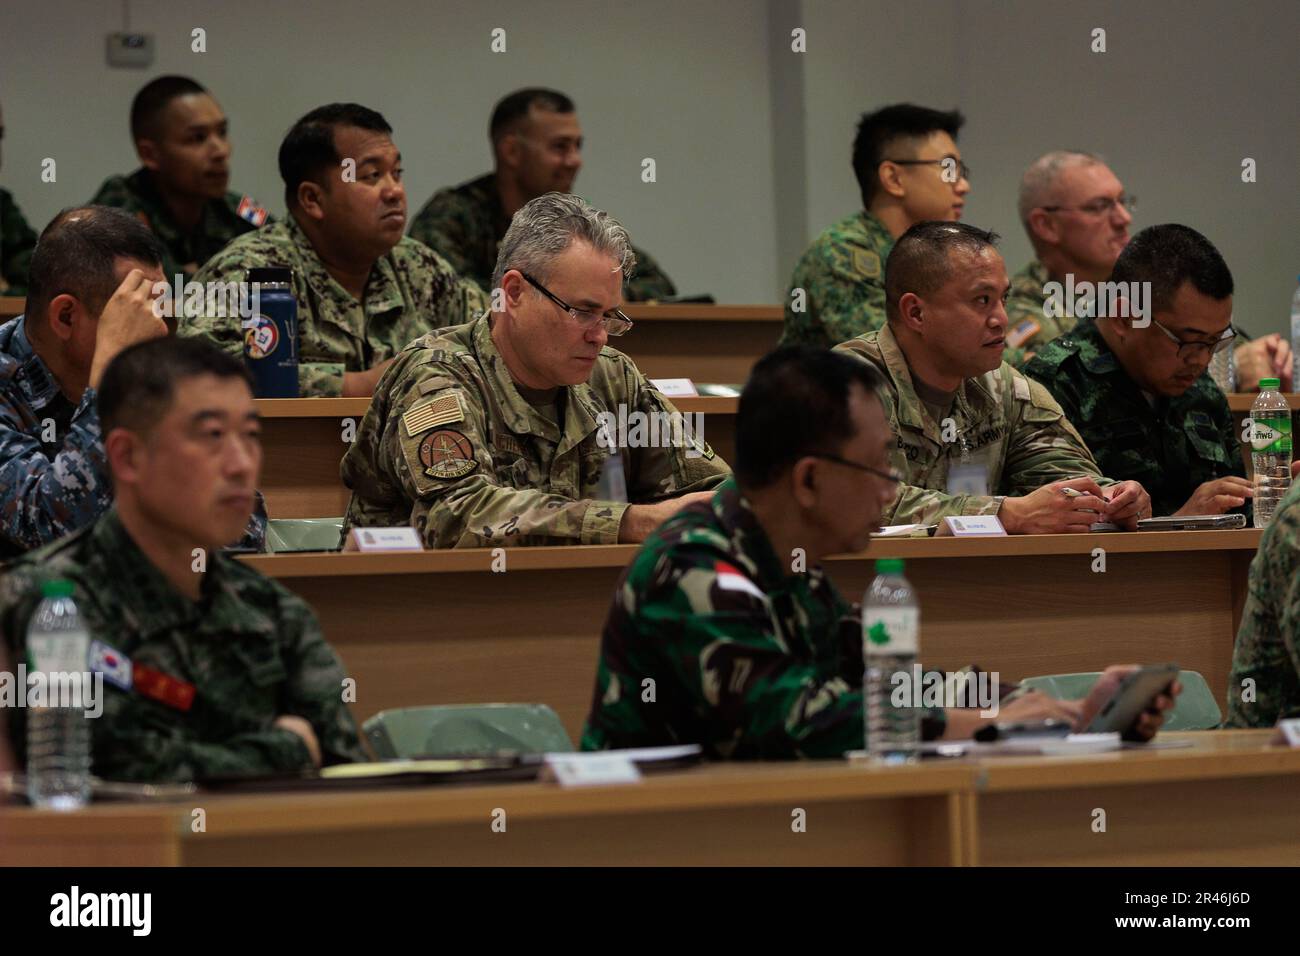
[
  {"left": 236, "top": 195, "right": 269, "bottom": 227},
  {"left": 403, "top": 391, "right": 466, "bottom": 436}
]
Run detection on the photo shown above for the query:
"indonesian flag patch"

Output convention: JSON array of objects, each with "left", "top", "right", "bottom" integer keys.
[{"left": 713, "top": 561, "right": 765, "bottom": 601}]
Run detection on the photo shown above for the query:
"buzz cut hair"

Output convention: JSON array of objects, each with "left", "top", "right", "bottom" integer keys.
[
  {"left": 492, "top": 192, "right": 635, "bottom": 292},
  {"left": 1017, "top": 149, "right": 1107, "bottom": 226},
  {"left": 489, "top": 88, "right": 575, "bottom": 145},
  {"left": 130, "top": 75, "right": 209, "bottom": 142},
  {"left": 852, "top": 103, "right": 965, "bottom": 209},
  {"left": 1111, "top": 223, "right": 1233, "bottom": 315},
  {"left": 278, "top": 102, "right": 393, "bottom": 209},
  {"left": 885, "top": 221, "right": 1000, "bottom": 323}
]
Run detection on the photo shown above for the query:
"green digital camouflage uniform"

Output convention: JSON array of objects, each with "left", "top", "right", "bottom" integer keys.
[
  {"left": 0, "top": 509, "right": 366, "bottom": 782},
  {"left": 1226, "top": 480, "right": 1300, "bottom": 727},
  {"left": 408, "top": 173, "right": 677, "bottom": 301},
  {"left": 580, "top": 477, "right": 945, "bottom": 757},
  {"left": 779, "top": 210, "right": 894, "bottom": 350},
  {"left": 0, "top": 187, "right": 38, "bottom": 296},
  {"left": 183, "top": 216, "right": 490, "bottom": 397},
  {"left": 89, "top": 168, "right": 268, "bottom": 281},
  {"left": 340, "top": 312, "right": 731, "bottom": 548},
  {"left": 1024, "top": 319, "right": 1244, "bottom": 518},
  {"left": 834, "top": 324, "right": 1111, "bottom": 525}
]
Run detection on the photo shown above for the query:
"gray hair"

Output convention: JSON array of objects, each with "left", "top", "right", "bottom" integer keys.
[
  {"left": 1017, "top": 150, "right": 1106, "bottom": 226},
  {"left": 491, "top": 192, "right": 637, "bottom": 292}
]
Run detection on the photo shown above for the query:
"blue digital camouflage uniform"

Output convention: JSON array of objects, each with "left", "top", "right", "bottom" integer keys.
[
  {"left": 1226, "top": 479, "right": 1300, "bottom": 727},
  {"left": 1023, "top": 318, "right": 1244, "bottom": 517},
  {"left": 407, "top": 173, "right": 677, "bottom": 302},
  {"left": 0, "top": 508, "right": 367, "bottom": 782},
  {"left": 0, "top": 315, "right": 265, "bottom": 560},
  {"left": 580, "top": 477, "right": 945, "bottom": 757}
]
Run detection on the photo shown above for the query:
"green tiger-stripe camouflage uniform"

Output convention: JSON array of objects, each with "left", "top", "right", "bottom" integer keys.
[
  {"left": 408, "top": 173, "right": 677, "bottom": 301},
  {"left": 1023, "top": 318, "right": 1243, "bottom": 517},
  {"left": 0, "top": 509, "right": 366, "bottom": 782},
  {"left": 89, "top": 168, "right": 267, "bottom": 281},
  {"left": 1226, "top": 479, "right": 1300, "bottom": 726},
  {"left": 0, "top": 187, "right": 37, "bottom": 296},
  {"left": 834, "top": 324, "right": 1111, "bottom": 525},
  {"left": 340, "top": 311, "right": 730, "bottom": 548},
  {"left": 183, "top": 216, "right": 489, "bottom": 397},
  {"left": 580, "top": 477, "right": 945, "bottom": 757}
]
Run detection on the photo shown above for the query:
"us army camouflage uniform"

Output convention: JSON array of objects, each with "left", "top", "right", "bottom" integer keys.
[
  {"left": 0, "top": 187, "right": 38, "bottom": 296},
  {"left": 408, "top": 173, "right": 677, "bottom": 302},
  {"left": 89, "top": 169, "right": 268, "bottom": 281},
  {"left": 779, "top": 210, "right": 894, "bottom": 350},
  {"left": 0, "top": 509, "right": 366, "bottom": 782},
  {"left": 1226, "top": 479, "right": 1300, "bottom": 727},
  {"left": 183, "top": 216, "right": 489, "bottom": 397},
  {"left": 0, "top": 314, "right": 265, "bottom": 560},
  {"left": 1003, "top": 259, "right": 1081, "bottom": 361},
  {"left": 1024, "top": 319, "right": 1244, "bottom": 517},
  {"left": 834, "top": 324, "right": 1111, "bottom": 525},
  {"left": 580, "top": 477, "right": 945, "bottom": 757},
  {"left": 340, "top": 312, "right": 730, "bottom": 547}
]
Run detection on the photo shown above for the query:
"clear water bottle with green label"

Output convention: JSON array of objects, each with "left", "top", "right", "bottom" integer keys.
[
  {"left": 863, "top": 558, "right": 919, "bottom": 763},
  {"left": 1251, "top": 378, "right": 1292, "bottom": 528}
]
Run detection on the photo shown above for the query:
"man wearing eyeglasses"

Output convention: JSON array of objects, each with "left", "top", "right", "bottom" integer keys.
[
  {"left": 340, "top": 193, "right": 729, "bottom": 548},
  {"left": 1009, "top": 151, "right": 1288, "bottom": 388},
  {"left": 835, "top": 221, "right": 1151, "bottom": 533},
  {"left": 1024, "top": 225, "right": 1248, "bottom": 519},
  {"left": 780, "top": 104, "right": 970, "bottom": 351}
]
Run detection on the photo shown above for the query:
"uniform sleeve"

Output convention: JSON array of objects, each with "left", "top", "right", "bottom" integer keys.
[
  {"left": 0, "top": 192, "right": 38, "bottom": 293},
  {"left": 0, "top": 388, "right": 112, "bottom": 553},
  {"left": 587, "top": 548, "right": 867, "bottom": 758},
  {"left": 625, "top": 245, "right": 677, "bottom": 302},
  {"left": 622, "top": 361, "right": 731, "bottom": 502},
  {"left": 1001, "top": 371, "right": 1109, "bottom": 495},
  {"left": 1225, "top": 505, "right": 1300, "bottom": 727},
  {"left": 407, "top": 195, "right": 482, "bottom": 290},
  {"left": 883, "top": 484, "right": 1005, "bottom": 526},
  {"left": 782, "top": 245, "right": 887, "bottom": 349}
]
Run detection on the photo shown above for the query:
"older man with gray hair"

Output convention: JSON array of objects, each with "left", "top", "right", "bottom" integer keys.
[
  {"left": 1006, "top": 150, "right": 1289, "bottom": 387},
  {"left": 340, "top": 192, "right": 730, "bottom": 548}
]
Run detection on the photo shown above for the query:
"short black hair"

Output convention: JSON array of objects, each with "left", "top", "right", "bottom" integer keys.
[
  {"left": 1111, "top": 224, "right": 1234, "bottom": 314},
  {"left": 885, "top": 221, "right": 1000, "bottom": 323},
  {"left": 852, "top": 104, "right": 965, "bottom": 209},
  {"left": 735, "top": 347, "right": 885, "bottom": 490},
  {"left": 130, "top": 75, "right": 208, "bottom": 142},
  {"left": 98, "top": 336, "right": 252, "bottom": 438},
  {"left": 278, "top": 103, "right": 393, "bottom": 209},
  {"left": 490, "top": 88, "right": 575, "bottom": 144},
  {"left": 25, "top": 206, "right": 165, "bottom": 324}
]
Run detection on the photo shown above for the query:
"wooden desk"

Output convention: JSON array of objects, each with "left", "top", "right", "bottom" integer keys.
[
  {"left": 618, "top": 304, "right": 782, "bottom": 385},
  {"left": 241, "top": 530, "right": 1259, "bottom": 744},
  {"left": 0, "top": 296, "right": 22, "bottom": 319},
  {"left": 4, "top": 731, "right": 1290, "bottom": 866},
  {"left": 256, "top": 396, "right": 739, "bottom": 519}
]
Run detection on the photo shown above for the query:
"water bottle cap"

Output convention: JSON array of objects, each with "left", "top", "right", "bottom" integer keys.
[
  {"left": 40, "top": 579, "right": 74, "bottom": 599},
  {"left": 1260, "top": 377, "right": 1281, "bottom": 390},
  {"left": 874, "top": 558, "right": 904, "bottom": 574}
]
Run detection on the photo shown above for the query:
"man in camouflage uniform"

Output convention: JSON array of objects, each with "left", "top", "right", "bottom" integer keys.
[
  {"left": 780, "top": 105, "right": 972, "bottom": 351},
  {"left": 1011, "top": 150, "right": 1288, "bottom": 387},
  {"left": 1, "top": 207, "right": 263, "bottom": 560},
  {"left": 184, "top": 103, "right": 487, "bottom": 398},
  {"left": 408, "top": 88, "right": 676, "bottom": 302},
  {"left": 834, "top": 221, "right": 1151, "bottom": 531},
  {"left": 342, "top": 193, "right": 728, "bottom": 548},
  {"left": 1226, "top": 477, "right": 1300, "bottom": 728},
  {"left": 89, "top": 76, "right": 268, "bottom": 283},
  {"left": 1025, "top": 225, "right": 1247, "bottom": 518},
  {"left": 1, "top": 102, "right": 38, "bottom": 295},
  {"left": 0, "top": 336, "right": 366, "bottom": 782},
  {"left": 581, "top": 347, "right": 1176, "bottom": 756}
]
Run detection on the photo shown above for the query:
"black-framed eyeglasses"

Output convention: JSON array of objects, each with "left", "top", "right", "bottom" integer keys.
[
  {"left": 521, "top": 272, "right": 634, "bottom": 337},
  {"left": 1040, "top": 193, "right": 1137, "bottom": 217},
  {"left": 1150, "top": 317, "right": 1235, "bottom": 359},
  {"left": 810, "top": 454, "right": 902, "bottom": 484},
  {"left": 884, "top": 157, "right": 971, "bottom": 182}
]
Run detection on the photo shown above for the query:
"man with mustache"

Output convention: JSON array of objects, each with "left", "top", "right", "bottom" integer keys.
[
  {"left": 409, "top": 88, "right": 676, "bottom": 302},
  {"left": 90, "top": 76, "right": 269, "bottom": 282},
  {"left": 1009, "top": 150, "right": 1288, "bottom": 387},
  {"left": 184, "top": 104, "right": 488, "bottom": 397},
  {"left": 342, "top": 192, "right": 729, "bottom": 548}
]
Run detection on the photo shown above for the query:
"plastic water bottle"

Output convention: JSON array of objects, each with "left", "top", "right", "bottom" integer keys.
[
  {"left": 863, "top": 558, "right": 920, "bottom": 763},
  {"left": 1250, "top": 378, "right": 1292, "bottom": 528},
  {"left": 25, "top": 580, "right": 92, "bottom": 810},
  {"left": 1291, "top": 277, "right": 1300, "bottom": 393}
]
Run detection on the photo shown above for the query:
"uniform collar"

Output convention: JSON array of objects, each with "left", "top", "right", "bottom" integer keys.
[
  {"left": 856, "top": 209, "right": 890, "bottom": 240},
  {"left": 0, "top": 315, "right": 63, "bottom": 411},
  {"left": 875, "top": 324, "right": 999, "bottom": 437},
  {"left": 284, "top": 215, "right": 405, "bottom": 315}
]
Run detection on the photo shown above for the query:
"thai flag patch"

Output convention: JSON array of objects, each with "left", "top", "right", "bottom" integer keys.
[{"left": 237, "top": 196, "right": 269, "bottom": 227}]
